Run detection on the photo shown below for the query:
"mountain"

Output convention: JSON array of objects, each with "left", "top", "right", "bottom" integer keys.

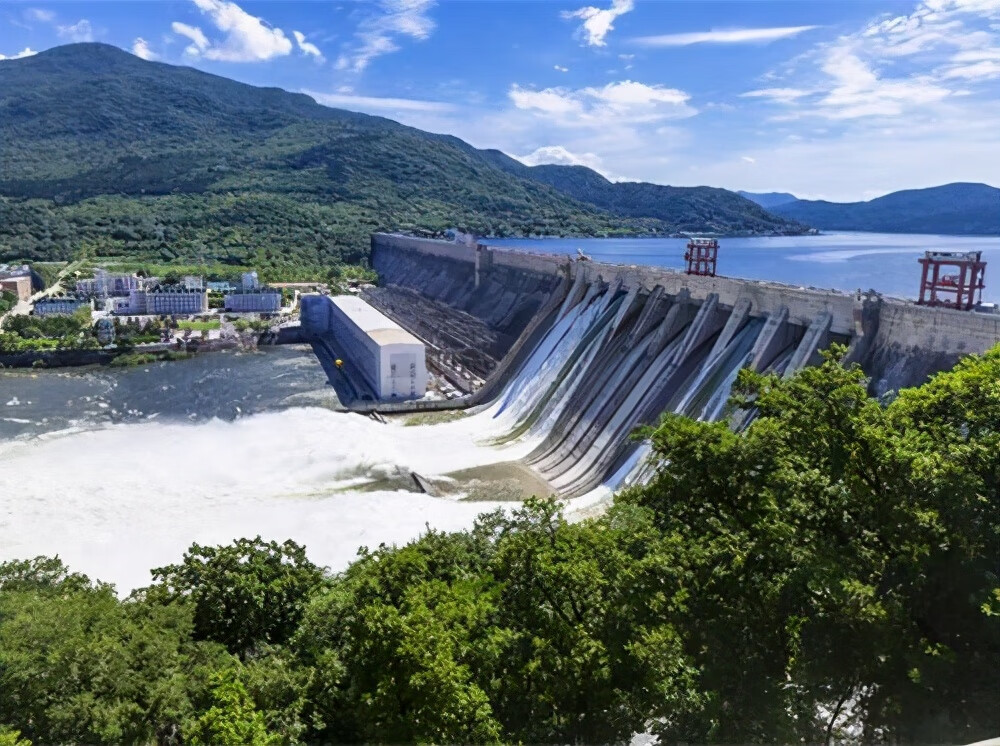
[
  {"left": 770, "top": 183, "right": 1000, "bottom": 235},
  {"left": 481, "top": 152, "right": 805, "bottom": 236},
  {"left": 737, "top": 191, "right": 798, "bottom": 209},
  {"left": 0, "top": 44, "right": 804, "bottom": 277}
]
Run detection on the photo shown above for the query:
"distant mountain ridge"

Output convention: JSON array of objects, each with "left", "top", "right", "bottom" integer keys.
[
  {"left": 769, "top": 183, "right": 1000, "bottom": 236},
  {"left": 738, "top": 191, "right": 798, "bottom": 209},
  {"left": 482, "top": 153, "right": 804, "bottom": 236},
  {"left": 0, "top": 43, "right": 804, "bottom": 276}
]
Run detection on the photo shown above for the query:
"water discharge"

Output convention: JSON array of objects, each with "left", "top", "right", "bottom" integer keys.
[{"left": 1, "top": 280, "right": 811, "bottom": 593}]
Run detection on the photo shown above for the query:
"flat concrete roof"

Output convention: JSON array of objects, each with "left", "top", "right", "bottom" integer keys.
[{"left": 330, "top": 295, "right": 422, "bottom": 347}]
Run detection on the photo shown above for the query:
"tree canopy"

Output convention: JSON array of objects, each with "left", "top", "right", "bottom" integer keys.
[{"left": 1, "top": 348, "right": 998, "bottom": 744}]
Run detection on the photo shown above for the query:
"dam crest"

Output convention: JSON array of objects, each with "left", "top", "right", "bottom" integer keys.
[{"left": 310, "top": 234, "right": 1000, "bottom": 499}]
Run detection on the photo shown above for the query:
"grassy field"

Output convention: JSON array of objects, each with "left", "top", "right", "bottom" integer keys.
[{"left": 177, "top": 320, "right": 220, "bottom": 331}]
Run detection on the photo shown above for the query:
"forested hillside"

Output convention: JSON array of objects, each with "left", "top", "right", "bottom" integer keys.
[
  {"left": 771, "top": 182, "right": 1000, "bottom": 235},
  {"left": 0, "top": 44, "right": 803, "bottom": 279},
  {"left": 481, "top": 150, "right": 806, "bottom": 235},
  {"left": 737, "top": 190, "right": 798, "bottom": 209},
  {"left": 1, "top": 348, "right": 998, "bottom": 743}
]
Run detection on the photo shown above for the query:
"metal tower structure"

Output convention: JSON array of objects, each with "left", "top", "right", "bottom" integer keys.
[
  {"left": 917, "top": 250, "right": 986, "bottom": 310},
  {"left": 685, "top": 238, "right": 719, "bottom": 277}
]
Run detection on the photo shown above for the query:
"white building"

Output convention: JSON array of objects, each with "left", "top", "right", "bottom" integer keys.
[
  {"left": 76, "top": 270, "right": 144, "bottom": 297},
  {"left": 146, "top": 286, "right": 209, "bottom": 315},
  {"left": 34, "top": 295, "right": 91, "bottom": 316},
  {"left": 225, "top": 288, "right": 281, "bottom": 313},
  {"left": 327, "top": 295, "right": 428, "bottom": 400}
]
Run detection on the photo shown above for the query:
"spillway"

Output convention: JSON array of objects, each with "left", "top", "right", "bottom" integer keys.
[{"left": 364, "top": 234, "right": 1000, "bottom": 498}]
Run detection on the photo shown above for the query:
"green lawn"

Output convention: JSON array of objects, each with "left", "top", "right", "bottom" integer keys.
[{"left": 177, "top": 320, "right": 221, "bottom": 331}]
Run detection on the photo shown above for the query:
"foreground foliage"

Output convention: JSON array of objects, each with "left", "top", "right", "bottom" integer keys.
[{"left": 1, "top": 350, "right": 998, "bottom": 744}]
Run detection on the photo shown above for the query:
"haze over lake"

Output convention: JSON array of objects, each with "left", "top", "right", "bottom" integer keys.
[{"left": 491, "top": 232, "right": 1000, "bottom": 303}]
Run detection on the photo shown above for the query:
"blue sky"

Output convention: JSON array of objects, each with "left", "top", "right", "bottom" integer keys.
[{"left": 2, "top": 0, "right": 999, "bottom": 201}]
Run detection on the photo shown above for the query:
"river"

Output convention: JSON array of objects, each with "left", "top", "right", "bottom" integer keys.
[
  {"left": 490, "top": 232, "right": 1000, "bottom": 303},
  {"left": 0, "top": 346, "right": 525, "bottom": 592}
]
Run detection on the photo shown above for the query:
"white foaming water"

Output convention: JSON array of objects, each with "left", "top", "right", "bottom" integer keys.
[{"left": 0, "top": 407, "right": 514, "bottom": 593}]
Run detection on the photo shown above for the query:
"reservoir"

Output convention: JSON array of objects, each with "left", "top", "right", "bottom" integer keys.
[{"left": 490, "top": 232, "right": 1000, "bottom": 303}]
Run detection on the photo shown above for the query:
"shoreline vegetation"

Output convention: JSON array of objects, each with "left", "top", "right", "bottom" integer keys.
[{"left": 0, "top": 347, "right": 997, "bottom": 743}]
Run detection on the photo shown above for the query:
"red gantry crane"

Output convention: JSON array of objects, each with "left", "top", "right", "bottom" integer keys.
[
  {"left": 685, "top": 238, "right": 719, "bottom": 277},
  {"left": 917, "top": 250, "right": 986, "bottom": 310}
]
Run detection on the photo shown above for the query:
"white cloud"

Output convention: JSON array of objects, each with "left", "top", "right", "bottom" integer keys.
[
  {"left": 741, "top": 87, "right": 812, "bottom": 103},
  {"left": 740, "top": 0, "right": 1000, "bottom": 121},
  {"left": 337, "top": 0, "right": 435, "bottom": 73},
  {"left": 172, "top": 21, "right": 209, "bottom": 55},
  {"left": 0, "top": 47, "right": 38, "bottom": 61},
  {"left": 634, "top": 26, "right": 818, "bottom": 47},
  {"left": 293, "top": 30, "right": 323, "bottom": 60},
  {"left": 816, "top": 47, "right": 952, "bottom": 119},
  {"left": 509, "top": 80, "right": 694, "bottom": 126},
  {"left": 57, "top": 19, "right": 95, "bottom": 42},
  {"left": 306, "top": 90, "right": 455, "bottom": 113},
  {"left": 515, "top": 145, "right": 609, "bottom": 173},
  {"left": 132, "top": 37, "right": 158, "bottom": 61},
  {"left": 25, "top": 8, "right": 54, "bottom": 23},
  {"left": 180, "top": 0, "right": 292, "bottom": 62},
  {"left": 944, "top": 59, "right": 1000, "bottom": 77},
  {"left": 741, "top": 155, "right": 756, "bottom": 163},
  {"left": 563, "top": 0, "right": 634, "bottom": 47},
  {"left": 554, "top": 64, "right": 569, "bottom": 72}
]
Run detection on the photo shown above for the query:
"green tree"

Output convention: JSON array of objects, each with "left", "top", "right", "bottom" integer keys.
[
  {"left": 0, "top": 557, "right": 229, "bottom": 745},
  {"left": 185, "top": 670, "right": 280, "bottom": 746},
  {"left": 621, "top": 347, "right": 1000, "bottom": 742},
  {"left": 147, "top": 537, "right": 327, "bottom": 658}
]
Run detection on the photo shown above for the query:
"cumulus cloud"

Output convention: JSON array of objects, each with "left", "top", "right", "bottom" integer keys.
[
  {"left": 554, "top": 64, "right": 569, "bottom": 72},
  {"left": 131, "top": 37, "right": 158, "bottom": 61},
  {"left": 172, "top": 21, "right": 210, "bottom": 55},
  {"left": 173, "top": 0, "right": 292, "bottom": 62},
  {"left": 306, "top": 89, "right": 454, "bottom": 113},
  {"left": 563, "top": 0, "right": 634, "bottom": 47},
  {"left": 57, "top": 19, "right": 95, "bottom": 42},
  {"left": 509, "top": 79, "right": 694, "bottom": 126},
  {"left": 515, "top": 145, "right": 609, "bottom": 173},
  {"left": 0, "top": 47, "right": 38, "bottom": 61},
  {"left": 293, "top": 30, "right": 323, "bottom": 60},
  {"left": 634, "top": 26, "right": 819, "bottom": 47},
  {"left": 336, "top": 0, "right": 435, "bottom": 73}
]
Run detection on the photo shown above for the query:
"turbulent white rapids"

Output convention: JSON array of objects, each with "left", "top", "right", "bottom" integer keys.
[
  {"left": 1, "top": 285, "right": 800, "bottom": 592},
  {"left": 0, "top": 406, "right": 531, "bottom": 592}
]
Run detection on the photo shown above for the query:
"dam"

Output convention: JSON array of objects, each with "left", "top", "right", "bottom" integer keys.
[{"left": 309, "top": 234, "right": 1000, "bottom": 499}]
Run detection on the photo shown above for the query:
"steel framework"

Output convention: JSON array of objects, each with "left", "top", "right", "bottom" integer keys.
[
  {"left": 685, "top": 238, "right": 719, "bottom": 277},
  {"left": 917, "top": 250, "right": 986, "bottom": 310}
]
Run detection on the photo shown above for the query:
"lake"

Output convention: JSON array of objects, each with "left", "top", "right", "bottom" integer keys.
[{"left": 489, "top": 232, "right": 1000, "bottom": 303}]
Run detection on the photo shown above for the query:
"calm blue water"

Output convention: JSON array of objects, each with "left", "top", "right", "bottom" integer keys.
[{"left": 489, "top": 233, "right": 1000, "bottom": 304}]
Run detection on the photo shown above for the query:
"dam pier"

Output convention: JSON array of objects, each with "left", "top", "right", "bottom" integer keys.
[{"left": 303, "top": 233, "right": 1000, "bottom": 498}]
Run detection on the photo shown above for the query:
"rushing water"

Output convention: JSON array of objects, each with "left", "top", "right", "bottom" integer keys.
[
  {"left": 489, "top": 232, "right": 1000, "bottom": 303},
  {"left": 0, "top": 347, "right": 518, "bottom": 592}
]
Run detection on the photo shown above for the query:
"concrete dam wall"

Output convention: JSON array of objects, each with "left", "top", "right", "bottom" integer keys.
[{"left": 370, "top": 234, "right": 1000, "bottom": 498}]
